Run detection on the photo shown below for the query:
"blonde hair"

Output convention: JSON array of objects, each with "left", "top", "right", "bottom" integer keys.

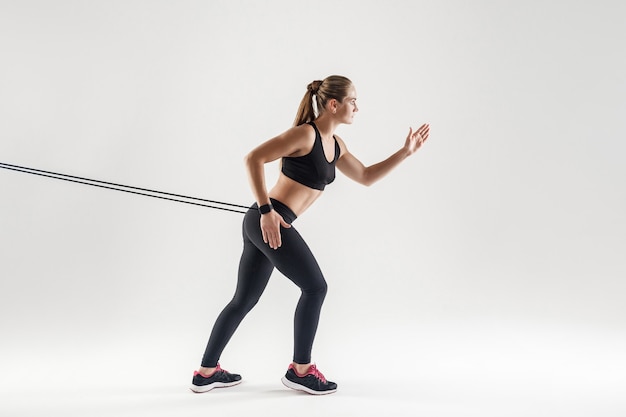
[{"left": 293, "top": 75, "right": 353, "bottom": 126}]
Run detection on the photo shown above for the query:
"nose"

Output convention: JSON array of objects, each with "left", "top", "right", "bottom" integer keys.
[{"left": 354, "top": 103, "right": 359, "bottom": 112}]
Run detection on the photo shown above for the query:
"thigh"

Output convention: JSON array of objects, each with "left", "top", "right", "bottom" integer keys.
[
  {"left": 261, "top": 226, "right": 326, "bottom": 291},
  {"left": 242, "top": 207, "right": 325, "bottom": 291},
  {"left": 233, "top": 238, "right": 275, "bottom": 305}
]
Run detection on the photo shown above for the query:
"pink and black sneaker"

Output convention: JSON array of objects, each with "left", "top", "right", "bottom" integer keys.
[
  {"left": 281, "top": 364, "right": 337, "bottom": 395},
  {"left": 190, "top": 364, "right": 242, "bottom": 393}
]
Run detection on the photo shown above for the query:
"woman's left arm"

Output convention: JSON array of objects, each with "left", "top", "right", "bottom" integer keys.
[{"left": 337, "top": 123, "right": 430, "bottom": 186}]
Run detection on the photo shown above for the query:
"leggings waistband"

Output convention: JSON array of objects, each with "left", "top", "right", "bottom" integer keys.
[{"left": 249, "top": 198, "right": 297, "bottom": 224}]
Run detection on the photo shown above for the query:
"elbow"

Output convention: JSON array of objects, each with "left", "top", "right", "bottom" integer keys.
[
  {"left": 243, "top": 151, "right": 259, "bottom": 169},
  {"left": 360, "top": 169, "right": 376, "bottom": 187},
  {"left": 243, "top": 151, "right": 252, "bottom": 167},
  {"left": 359, "top": 175, "right": 374, "bottom": 187},
  {"left": 243, "top": 152, "right": 257, "bottom": 177},
  {"left": 244, "top": 150, "right": 268, "bottom": 178}
]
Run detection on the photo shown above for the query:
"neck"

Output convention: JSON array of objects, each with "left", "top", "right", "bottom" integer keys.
[{"left": 313, "top": 113, "right": 340, "bottom": 138}]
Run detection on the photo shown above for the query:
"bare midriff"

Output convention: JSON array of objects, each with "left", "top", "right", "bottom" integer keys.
[{"left": 268, "top": 173, "right": 323, "bottom": 217}]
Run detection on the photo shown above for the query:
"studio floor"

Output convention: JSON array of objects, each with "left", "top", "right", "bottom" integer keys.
[{"left": 2, "top": 320, "right": 624, "bottom": 417}]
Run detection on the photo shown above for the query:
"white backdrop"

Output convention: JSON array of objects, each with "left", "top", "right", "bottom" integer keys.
[{"left": 1, "top": 1, "right": 625, "bottom": 416}]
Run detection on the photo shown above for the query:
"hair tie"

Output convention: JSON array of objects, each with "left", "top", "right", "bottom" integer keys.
[{"left": 307, "top": 80, "right": 323, "bottom": 94}]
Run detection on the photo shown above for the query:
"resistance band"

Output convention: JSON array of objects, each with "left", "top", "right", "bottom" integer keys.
[{"left": 0, "top": 162, "right": 249, "bottom": 214}]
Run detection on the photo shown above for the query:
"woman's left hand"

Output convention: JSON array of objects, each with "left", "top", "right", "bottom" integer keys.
[{"left": 404, "top": 123, "right": 430, "bottom": 155}]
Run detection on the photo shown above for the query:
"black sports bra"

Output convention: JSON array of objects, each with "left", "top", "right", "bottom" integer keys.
[{"left": 281, "top": 122, "right": 340, "bottom": 190}]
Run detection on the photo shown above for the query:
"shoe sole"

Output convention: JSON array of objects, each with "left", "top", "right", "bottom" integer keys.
[
  {"left": 190, "top": 380, "right": 242, "bottom": 393},
  {"left": 281, "top": 376, "right": 337, "bottom": 395}
]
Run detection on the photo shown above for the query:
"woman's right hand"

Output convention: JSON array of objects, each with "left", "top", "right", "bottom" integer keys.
[{"left": 260, "top": 210, "right": 291, "bottom": 249}]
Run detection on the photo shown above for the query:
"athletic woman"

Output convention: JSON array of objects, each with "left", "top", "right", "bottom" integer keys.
[{"left": 191, "top": 75, "right": 430, "bottom": 395}]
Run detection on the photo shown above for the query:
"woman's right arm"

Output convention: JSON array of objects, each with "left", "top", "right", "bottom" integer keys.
[{"left": 243, "top": 125, "right": 313, "bottom": 249}]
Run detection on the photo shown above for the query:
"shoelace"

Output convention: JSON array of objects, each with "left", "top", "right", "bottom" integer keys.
[
  {"left": 215, "top": 364, "right": 236, "bottom": 375},
  {"left": 308, "top": 365, "right": 327, "bottom": 384}
]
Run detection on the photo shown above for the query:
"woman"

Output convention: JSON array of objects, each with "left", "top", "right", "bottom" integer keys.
[{"left": 191, "top": 75, "right": 430, "bottom": 395}]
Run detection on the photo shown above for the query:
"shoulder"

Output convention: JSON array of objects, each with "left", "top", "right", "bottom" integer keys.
[
  {"left": 277, "top": 123, "right": 316, "bottom": 157},
  {"left": 282, "top": 123, "right": 315, "bottom": 139},
  {"left": 268, "top": 123, "right": 315, "bottom": 144},
  {"left": 296, "top": 122, "right": 317, "bottom": 137},
  {"left": 247, "top": 123, "right": 317, "bottom": 162}
]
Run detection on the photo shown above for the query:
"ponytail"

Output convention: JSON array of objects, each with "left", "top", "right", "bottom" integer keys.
[
  {"left": 293, "top": 80, "right": 322, "bottom": 126},
  {"left": 293, "top": 76, "right": 353, "bottom": 126}
]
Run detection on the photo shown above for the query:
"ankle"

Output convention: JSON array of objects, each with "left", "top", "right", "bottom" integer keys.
[
  {"left": 292, "top": 362, "right": 311, "bottom": 376},
  {"left": 198, "top": 366, "right": 217, "bottom": 377}
]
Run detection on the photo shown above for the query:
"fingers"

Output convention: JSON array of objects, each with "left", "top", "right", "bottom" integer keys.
[
  {"left": 404, "top": 123, "right": 430, "bottom": 154},
  {"left": 261, "top": 213, "right": 290, "bottom": 250},
  {"left": 416, "top": 123, "right": 429, "bottom": 139},
  {"left": 268, "top": 231, "right": 282, "bottom": 250},
  {"left": 262, "top": 227, "right": 281, "bottom": 249},
  {"left": 280, "top": 218, "right": 291, "bottom": 229},
  {"left": 412, "top": 123, "right": 430, "bottom": 145}
]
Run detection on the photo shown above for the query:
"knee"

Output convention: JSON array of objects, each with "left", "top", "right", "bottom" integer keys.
[
  {"left": 303, "top": 279, "right": 328, "bottom": 300},
  {"left": 319, "top": 280, "right": 328, "bottom": 297},
  {"left": 228, "top": 295, "right": 261, "bottom": 315}
]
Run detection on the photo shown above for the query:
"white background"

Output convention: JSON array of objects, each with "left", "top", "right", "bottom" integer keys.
[{"left": 1, "top": 1, "right": 625, "bottom": 416}]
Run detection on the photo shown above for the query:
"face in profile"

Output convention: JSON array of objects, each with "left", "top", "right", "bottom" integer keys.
[{"left": 336, "top": 86, "right": 358, "bottom": 124}]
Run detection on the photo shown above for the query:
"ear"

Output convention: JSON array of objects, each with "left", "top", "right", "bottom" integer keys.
[{"left": 328, "top": 98, "right": 339, "bottom": 114}]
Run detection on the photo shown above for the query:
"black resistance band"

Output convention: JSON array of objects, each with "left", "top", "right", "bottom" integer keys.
[{"left": 0, "top": 162, "right": 249, "bottom": 214}]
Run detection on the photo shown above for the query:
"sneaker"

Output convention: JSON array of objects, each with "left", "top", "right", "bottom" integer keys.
[
  {"left": 190, "top": 364, "right": 242, "bottom": 393},
  {"left": 281, "top": 364, "right": 337, "bottom": 395}
]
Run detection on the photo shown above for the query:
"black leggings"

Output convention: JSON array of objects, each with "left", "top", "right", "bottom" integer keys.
[{"left": 201, "top": 198, "right": 328, "bottom": 367}]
